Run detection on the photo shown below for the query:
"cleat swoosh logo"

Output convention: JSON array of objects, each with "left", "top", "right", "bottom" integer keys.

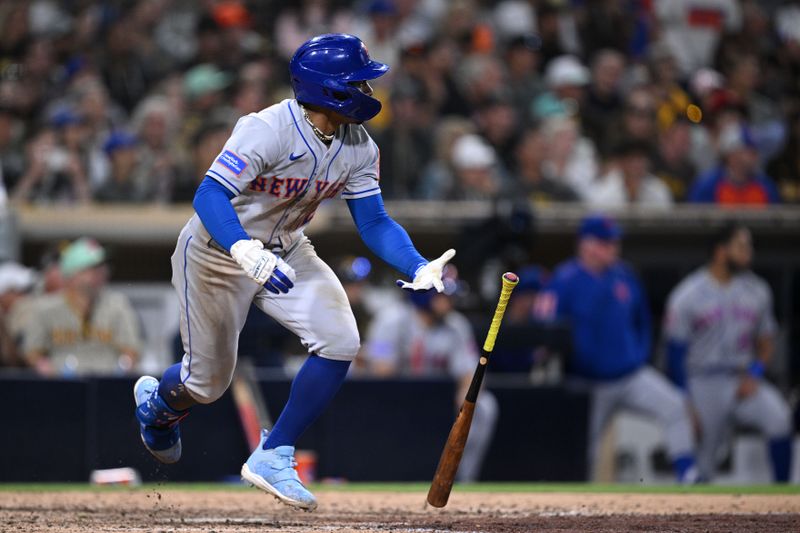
[{"left": 289, "top": 152, "right": 306, "bottom": 161}]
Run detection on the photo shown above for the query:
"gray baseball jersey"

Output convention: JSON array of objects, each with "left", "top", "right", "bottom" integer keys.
[
  {"left": 188, "top": 98, "right": 381, "bottom": 253},
  {"left": 665, "top": 268, "right": 789, "bottom": 479},
  {"left": 665, "top": 268, "right": 777, "bottom": 373},
  {"left": 174, "top": 99, "right": 380, "bottom": 403},
  {"left": 365, "top": 302, "right": 478, "bottom": 379}
]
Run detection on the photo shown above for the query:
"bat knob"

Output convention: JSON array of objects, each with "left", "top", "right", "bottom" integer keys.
[{"left": 502, "top": 272, "right": 519, "bottom": 285}]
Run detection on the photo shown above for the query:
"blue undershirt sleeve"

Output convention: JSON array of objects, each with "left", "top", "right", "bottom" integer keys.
[
  {"left": 666, "top": 340, "right": 689, "bottom": 391},
  {"left": 346, "top": 194, "right": 427, "bottom": 279},
  {"left": 193, "top": 176, "right": 250, "bottom": 252}
]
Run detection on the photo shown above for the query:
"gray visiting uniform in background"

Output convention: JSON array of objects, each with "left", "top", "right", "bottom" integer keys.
[
  {"left": 665, "top": 268, "right": 792, "bottom": 478},
  {"left": 22, "top": 291, "right": 141, "bottom": 374},
  {"left": 365, "top": 302, "right": 499, "bottom": 482},
  {"left": 174, "top": 99, "right": 381, "bottom": 403}
]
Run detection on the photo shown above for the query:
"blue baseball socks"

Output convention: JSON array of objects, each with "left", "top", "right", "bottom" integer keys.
[{"left": 264, "top": 354, "right": 351, "bottom": 449}]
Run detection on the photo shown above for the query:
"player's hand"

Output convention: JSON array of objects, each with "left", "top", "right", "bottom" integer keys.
[
  {"left": 396, "top": 249, "right": 455, "bottom": 292},
  {"left": 230, "top": 239, "right": 296, "bottom": 294}
]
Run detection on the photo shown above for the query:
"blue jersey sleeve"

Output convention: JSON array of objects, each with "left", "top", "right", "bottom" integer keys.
[
  {"left": 193, "top": 176, "right": 250, "bottom": 251},
  {"left": 346, "top": 194, "right": 427, "bottom": 279}
]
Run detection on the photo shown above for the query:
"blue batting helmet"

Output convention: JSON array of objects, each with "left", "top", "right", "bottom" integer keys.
[{"left": 289, "top": 34, "right": 389, "bottom": 122}]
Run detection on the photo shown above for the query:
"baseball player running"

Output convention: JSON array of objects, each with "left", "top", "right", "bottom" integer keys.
[
  {"left": 536, "top": 215, "right": 698, "bottom": 483},
  {"left": 133, "top": 34, "right": 455, "bottom": 510},
  {"left": 664, "top": 223, "right": 793, "bottom": 482}
]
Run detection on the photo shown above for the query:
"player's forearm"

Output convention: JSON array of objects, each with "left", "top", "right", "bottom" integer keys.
[
  {"left": 193, "top": 177, "right": 249, "bottom": 251},
  {"left": 666, "top": 340, "right": 689, "bottom": 391},
  {"left": 347, "top": 195, "right": 427, "bottom": 278}
]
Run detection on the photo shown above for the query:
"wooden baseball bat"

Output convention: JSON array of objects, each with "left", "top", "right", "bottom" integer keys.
[{"left": 426, "top": 272, "right": 519, "bottom": 508}]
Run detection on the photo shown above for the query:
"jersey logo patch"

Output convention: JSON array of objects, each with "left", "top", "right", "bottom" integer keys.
[
  {"left": 289, "top": 151, "right": 306, "bottom": 161},
  {"left": 217, "top": 150, "right": 247, "bottom": 175}
]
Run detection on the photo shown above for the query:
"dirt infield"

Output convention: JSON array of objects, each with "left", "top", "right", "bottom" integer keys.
[{"left": 2, "top": 489, "right": 799, "bottom": 533}]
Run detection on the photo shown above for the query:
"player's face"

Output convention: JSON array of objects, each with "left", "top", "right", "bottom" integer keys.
[{"left": 726, "top": 228, "right": 753, "bottom": 272}]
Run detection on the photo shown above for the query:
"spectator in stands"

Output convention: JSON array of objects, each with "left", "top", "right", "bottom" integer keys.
[
  {"left": 535, "top": 55, "right": 590, "bottom": 122},
  {"left": 131, "top": 96, "right": 182, "bottom": 203},
  {"left": 12, "top": 108, "right": 91, "bottom": 205},
  {"left": 417, "top": 118, "right": 475, "bottom": 200},
  {"left": 503, "top": 34, "right": 544, "bottom": 119},
  {"left": 603, "top": 87, "right": 659, "bottom": 156},
  {"left": 22, "top": 238, "right": 141, "bottom": 376},
  {"left": 180, "top": 64, "right": 233, "bottom": 155},
  {"left": 364, "top": 277, "right": 498, "bottom": 482},
  {"left": 0, "top": 262, "right": 36, "bottom": 367},
  {"left": 373, "top": 77, "right": 434, "bottom": 199},
  {"left": 95, "top": 131, "right": 155, "bottom": 203},
  {"left": 689, "top": 123, "right": 781, "bottom": 205},
  {"left": 540, "top": 115, "right": 599, "bottom": 200},
  {"left": 0, "top": 106, "right": 25, "bottom": 195},
  {"left": 535, "top": 215, "right": 698, "bottom": 483},
  {"left": 588, "top": 139, "right": 673, "bottom": 208},
  {"left": 647, "top": 42, "right": 694, "bottom": 134},
  {"left": 654, "top": 0, "right": 742, "bottom": 76},
  {"left": 767, "top": 112, "right": 800, "bottom": 203},
  {"left": 512, "top": 126, "right": 578, "bottom": 204},
  {"left": 171, "top": 122, "right": 229, "bottom": 203},
  {"left": 475, "top": 91, "right": 520, "bottom": 172},
  {"left": 653, "top": 118, "right": 697, "bottom": 202},
  {"left": 719, "top": 51, "right": 785, "bottom": 162},
  {"left": 583, "top": 49, "right": 626, "bottom": 146},
  {"left": 448, "top": 133, "right": 503, "bottom": 200}
]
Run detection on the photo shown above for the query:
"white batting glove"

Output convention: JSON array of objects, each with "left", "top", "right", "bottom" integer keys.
[
  {"left": 396, "top": 249, "right": 456, "bottom": 293},
  {"left": 230, "top": 239, "right": 296, "bottom": 294}
]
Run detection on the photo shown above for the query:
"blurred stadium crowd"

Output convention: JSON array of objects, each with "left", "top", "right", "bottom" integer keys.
[{"left": 0, "top": 0, "right": 799, "bottom": 207}]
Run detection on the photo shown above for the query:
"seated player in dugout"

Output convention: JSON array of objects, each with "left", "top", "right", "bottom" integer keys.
[
  {"left": 535, "top": 215, "right": 699, "bottom": 483},
  {"left": 664, "top": 223, "right": 793, "bottom": 482},
  {"left": 133, "top": 34, "right": 455, "bottom": 511},
  {"left": 363, "top": 268, "right": 498, "bottom": 482},
  {"left": 22, "top": 238, "right": 142, "bottom": 376}
]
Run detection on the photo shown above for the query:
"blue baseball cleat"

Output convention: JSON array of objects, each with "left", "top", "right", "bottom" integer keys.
[
  {"left": 241, "top": 430, "right": 318, "bottom": 511},
  {"left": 133, "top": 376, "right": 185, "bottom": 464}
]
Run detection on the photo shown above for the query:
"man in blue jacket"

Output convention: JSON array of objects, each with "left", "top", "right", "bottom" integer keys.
[{"left": 536, "top": 215, "right": 697, "bottom": 482}]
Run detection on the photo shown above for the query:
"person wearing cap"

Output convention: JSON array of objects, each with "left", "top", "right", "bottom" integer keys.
[
  {"left": 531, "top": 55, "right": 590, "bottom": 129},
  {"left": 363, "top": 273, "right": 498, "bottom": 482},
  {"left": 588, "top": 138, "right": 673, "bottom": 208},
  {"left": 0, "top": 262, "right": 37, "bottom": 366},
  {"left": 535, "top": 215, "right": 698, "bottom": 483},
  {"left": 448, "top": 133, "right": 504, "bottom": 200},
  {"left": 12, "top": 108, "right": 91, "bottom": 205},
  {"left": 95, "top": 131, "right": 157, "bottom": 203},
  {"left": 22, "top": 238, "right": 141, "bottom": 376},
  {"left": 689, "top": 122, "right": 781, "bottom": 205}
]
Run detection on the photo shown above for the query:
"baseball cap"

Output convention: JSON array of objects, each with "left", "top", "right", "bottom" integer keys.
[
  {"left": 0, "top": 262, "right": 37, "bottom": 294},
  {"left": 545, "top": 55, "right": 590, "bottom": 88},
  {"left": 578, "top": 214, "right": 622, "bottom": 241},
  {"left": 184, "top": 64, "right": 233, "bottom": 99},
  {"left": 60, "top": 238, "right": 106, "bottom": 278},
  {"left": 451, "top": 134, "right": 497, "bottom": 170},
  {"left": 103, "top": 131, "right": 138, "bottom": 155}
]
